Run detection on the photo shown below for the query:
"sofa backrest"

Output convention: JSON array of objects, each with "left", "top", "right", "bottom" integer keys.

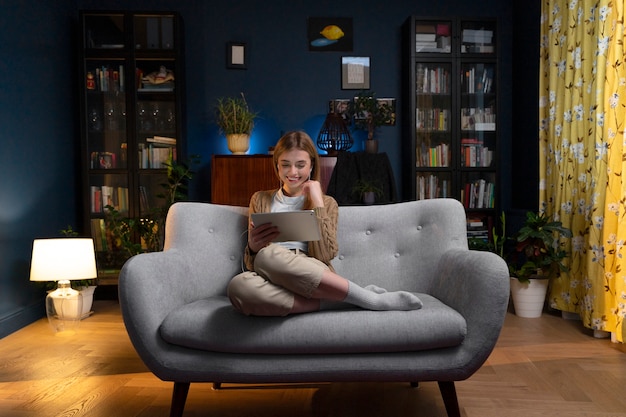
[
  {"left": 163, "top": 198, "right": 468, "bottom": 297},
  {"left": 334, "top": 199, "right": 468, "bottom": 292}
]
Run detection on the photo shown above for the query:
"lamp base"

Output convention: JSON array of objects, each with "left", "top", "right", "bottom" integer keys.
[{"left": 46, "top": 280, "right": 83, "bottom": 335}]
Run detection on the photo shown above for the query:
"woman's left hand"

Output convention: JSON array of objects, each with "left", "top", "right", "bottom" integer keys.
[{"left": 302, "top": 180, "right": 324, "bottom": 208}]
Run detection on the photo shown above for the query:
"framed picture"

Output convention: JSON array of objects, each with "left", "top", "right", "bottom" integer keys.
[
  {"left": 377, "top": 98, "right": 396, "bottom": 125},
  {"left": 227, "top": 42, "right": 247, "bottom": 69},
  {"left": 328, "top": 99, "right": 350, "bottom": 118},
  {"left": 308, "top": 17, "right": 353, "bottom": 52},
  {"left": 341, "top": 57, "right": 370, "bottom": 89},
  {"left": 351, "top": 97, "right": 396, "bottom": 125}
]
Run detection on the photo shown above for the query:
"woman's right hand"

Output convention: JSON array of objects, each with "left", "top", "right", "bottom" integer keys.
[{"left": 248, "top": 221, "right": 279, "bottom": 253}]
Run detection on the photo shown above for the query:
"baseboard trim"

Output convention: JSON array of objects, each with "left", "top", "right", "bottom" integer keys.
[{"left": 0, "top": 299, "right": 45, "bottom": 339}]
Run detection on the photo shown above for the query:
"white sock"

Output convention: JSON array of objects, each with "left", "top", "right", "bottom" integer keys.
[{"left": 343, "top": 282, "right": 422, "bottom": 311}]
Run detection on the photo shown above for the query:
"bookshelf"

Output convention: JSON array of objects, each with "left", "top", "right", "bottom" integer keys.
[
  {"left": 78, "top": 11, "right": 185, "bottom": 284},
  {"left": 402, "top": 17, "right": 498, "bottom": 241}
]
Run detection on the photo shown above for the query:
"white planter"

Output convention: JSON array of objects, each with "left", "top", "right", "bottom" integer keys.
[
  {"left": 510, "top": 277, "right": 548, "bottom": 318},
  {"left": 49, "top": 285, "right": 96, "bottom": 320},
  {"left": 79, "top": 285, "right": 97, "bottom": 318}
]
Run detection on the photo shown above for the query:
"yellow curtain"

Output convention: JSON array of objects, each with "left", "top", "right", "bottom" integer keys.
[{"left": 539, "top": 0, "right": 625, "bottom": 342}]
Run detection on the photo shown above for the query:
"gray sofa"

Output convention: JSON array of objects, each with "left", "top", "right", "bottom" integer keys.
[{"left": 119, "top": 198, "right": 510, "bottom": 417}]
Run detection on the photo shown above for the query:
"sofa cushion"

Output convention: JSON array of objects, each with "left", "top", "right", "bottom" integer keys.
[{"left": 160, "top": 294, "right": 466, "bottom": 354}]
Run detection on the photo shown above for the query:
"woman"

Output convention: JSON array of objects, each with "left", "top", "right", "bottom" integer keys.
[{"left": 227, "top": 131, "right": 422, "bottom": 316}]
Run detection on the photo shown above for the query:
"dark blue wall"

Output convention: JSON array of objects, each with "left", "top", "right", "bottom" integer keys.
[
  {"left": 0, "top": 0, "right": 516, "bottom": 337},
  {"left": 0, "top": 0, "right": 79, "bottom": 337}
]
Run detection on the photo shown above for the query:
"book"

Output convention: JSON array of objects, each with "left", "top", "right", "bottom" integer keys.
[
  {"left": 147, "top": 136, "right": 177, "bottom": 145},
  {"left": 416, "top": 33, "right": 436, "bottom": 42}
]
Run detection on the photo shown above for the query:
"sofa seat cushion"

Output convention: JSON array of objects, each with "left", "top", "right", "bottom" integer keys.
[{"left": 160, "top": 294, "right": 466, "bottom": 354}]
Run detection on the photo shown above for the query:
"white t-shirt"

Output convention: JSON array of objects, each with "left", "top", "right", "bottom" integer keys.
[{"left": 271, "top": 189, "right": 308, "bottom": 253}]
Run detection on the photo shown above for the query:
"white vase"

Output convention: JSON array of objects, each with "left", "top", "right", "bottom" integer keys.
[
  {"left": 227, "top": 133, "right": 250, "bottom": 154},
  {"left": 510, "top": 277, "right": 548, "bottom": 318}
]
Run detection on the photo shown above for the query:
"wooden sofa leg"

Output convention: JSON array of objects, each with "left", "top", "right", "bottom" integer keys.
[
  {"left": 438, "top": 381, "right": 461, "bottom": 417},
  {"left": 170, "top": 382, "right": 190, "bottom": 417},
  {"left": 212, "top": 382, "right": 222, "bottom": 390},
  {"left": 410, "top": 382, "right": 419, "bottom": 388}
]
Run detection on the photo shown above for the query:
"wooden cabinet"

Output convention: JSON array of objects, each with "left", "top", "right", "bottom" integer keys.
[
  {"left": 211, "top": 155, "right": 337, "bottom": 206},
  {"left": 78, "top": 11, "right": 185, "bottom": 282},
  {"left": 402, "top": 16, "right": 499, "bottom": 240}
]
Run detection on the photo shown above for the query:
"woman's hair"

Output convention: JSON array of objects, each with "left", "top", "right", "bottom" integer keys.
[{"left": 272, "top": 131, "right": 321, "bottom": 181}]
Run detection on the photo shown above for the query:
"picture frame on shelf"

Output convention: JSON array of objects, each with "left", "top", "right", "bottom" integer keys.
[{"left": 341, "top": 56, "right": 370, "bottom": 89}]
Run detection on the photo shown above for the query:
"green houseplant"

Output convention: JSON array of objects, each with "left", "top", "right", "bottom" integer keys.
[
  {"left": 510, "top": 211, "right": 572, "bottom": 283},
  {"left": 215, "top": 92, "right": 257, "bottom": 154},
  {"left": 508, "top": 211, "right": 572, "bottom": 318},
  {"left": 348, "top": 90, "right": 394, "bottom": 154},
  {"left": 104, "top": 154, "right": 200, "bottom": 259},
  {"left": 351, "top": 179, "right": 383, "bottom": 205}
]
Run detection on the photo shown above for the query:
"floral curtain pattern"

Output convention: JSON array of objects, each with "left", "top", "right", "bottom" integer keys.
[{"left": 539, "top": 0, "right": 624, "bottom": 342}]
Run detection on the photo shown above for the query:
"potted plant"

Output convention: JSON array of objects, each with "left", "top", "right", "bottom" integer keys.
[
  {"left": 508, "top": 211, "right": 572, "bottom": 318},
  {"left": 348, "top": 90, "right": 394, "bottom": 154},
  {"left": 105, "top": 154, "right": 200, "bottom": 258},
  {"left": 351, "top": 179, "right": 383, "bottom": 205},
  {"left": 58, "top": 226, "right": 97, "bottom": 318},
  {"left": 215, "top": 92, "right": 257, "bottom": 154}
]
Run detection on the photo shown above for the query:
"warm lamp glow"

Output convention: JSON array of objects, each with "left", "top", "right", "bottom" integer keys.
[
  {"left": 30, "top": 238, "right": 97, "bottom": 335},
  {"left": 30, "top": 238, "right": 97, "bottom": 282}
]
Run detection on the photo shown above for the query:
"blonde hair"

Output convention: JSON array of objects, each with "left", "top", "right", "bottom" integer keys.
[{"left": 272, "top": 131, "right": 321, "bottom": 181}]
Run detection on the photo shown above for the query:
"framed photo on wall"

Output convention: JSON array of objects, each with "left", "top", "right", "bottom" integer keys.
[
  {"left": 227, "top": 42, "right": 247, "bottom": 69},
  {"left": 328, "top": 99, "right": 350, "bottom": 119},
  {"left": 341, "top": 56, "right": 370, "bottom": 89},
  {"left": 308, "top": 17, "right": 353, "bottom": 51}
]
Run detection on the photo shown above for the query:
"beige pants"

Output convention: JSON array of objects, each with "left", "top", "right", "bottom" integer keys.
[{"left": 227, "top": 244, "right": 328, "bottom": 316}]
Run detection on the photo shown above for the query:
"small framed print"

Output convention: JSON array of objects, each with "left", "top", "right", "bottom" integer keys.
[
  {"left": 341, "top": 56, "right": 370, "bottom": 89},
  {"left": 227, "top": 42, "right": 247, "bottom": 69},
  {"left": 377, "top": 98, "right": 396, "bottom": 126},
  {"left": 328, "top": 99, "right": 350, "bottom": 117}
]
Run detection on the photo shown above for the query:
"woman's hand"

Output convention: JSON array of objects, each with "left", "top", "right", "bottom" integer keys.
[
  {"left": 248, "top": 221, "right": 279, "bottom": 253},
  {"left": 302, "top": 180, "right": 325, "bottom": 208}
]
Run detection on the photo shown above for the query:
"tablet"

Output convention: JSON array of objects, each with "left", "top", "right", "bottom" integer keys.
[{"left": 251, "top": 210, "right": 321, "bottom": 242}]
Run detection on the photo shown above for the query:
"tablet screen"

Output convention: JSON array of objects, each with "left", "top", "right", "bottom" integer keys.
[{"left": 251, "top": 210, "right": 321, "bottom": 242}]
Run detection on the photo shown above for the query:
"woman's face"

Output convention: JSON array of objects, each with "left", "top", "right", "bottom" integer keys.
[{"left": 277, "top": 149, "right": 312, "bottom": 196}]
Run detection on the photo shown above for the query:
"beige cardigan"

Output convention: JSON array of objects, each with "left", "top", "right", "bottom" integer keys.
[{"left": 243, "top": 189, "right": 339, "bottom": 271}]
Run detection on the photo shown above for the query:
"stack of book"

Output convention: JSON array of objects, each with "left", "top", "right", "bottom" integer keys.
[
  {"left": 460, "top": 138, "right": 493, "bottom": 167},
  {"left": 140, "top": 136, "right": 177, "bottom": 169},
  {"left": 462, "top": 179, "right": 495, "bottom": 209},
  {"left": 462, "top": 29, "right": 494, "bottom": 53}
]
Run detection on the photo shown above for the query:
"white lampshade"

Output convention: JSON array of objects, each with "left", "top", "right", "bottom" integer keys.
[
  {"left": 30, "top": 238, "right": 97, "bottom": 335},
  {"left": 30, "top": 238, "right": 97, "bottom": 282}
]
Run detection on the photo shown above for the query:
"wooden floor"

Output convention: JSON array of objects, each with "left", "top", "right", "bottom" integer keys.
[{"left": 1, "top": 300, "right": 625, "bottom": 417}]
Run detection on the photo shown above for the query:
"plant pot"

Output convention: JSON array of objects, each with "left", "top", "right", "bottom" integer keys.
[
  {"left": 510, "top": 277, "right": 548, "bottom": 318},
  {"left": 362, "top": 191, "right": 376, "bottom": 205},
  {"left": 79, "top": 285, "right": 97, "bottom": 319},
  {"left": 365, "top": 139, "right": 378, "bottom": 154},
  {"left": 226, "top": 133, "right": 250, "bottom": 154},
  {"left": 50, "top": 285, "right": 97, "bottom": 320}
]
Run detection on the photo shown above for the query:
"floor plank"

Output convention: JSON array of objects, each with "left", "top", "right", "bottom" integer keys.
[{"left": 0, "top": 301, "right": 624, "bottom": 417}]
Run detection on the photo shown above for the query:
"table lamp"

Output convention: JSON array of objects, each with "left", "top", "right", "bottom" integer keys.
[
  {"left": 30, "top": 238, "right": 97, "bottom": 335},
  {"left": 316, "top": 112, "right": 353, "bottom": 155}
]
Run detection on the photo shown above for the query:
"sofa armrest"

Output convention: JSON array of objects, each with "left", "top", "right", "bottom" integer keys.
[
  {"left": 118, "top": 249, "right": 205, "bottom": 374},
  {"left": 431, "top": 249, "right": 510, "bottom": 370}
]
